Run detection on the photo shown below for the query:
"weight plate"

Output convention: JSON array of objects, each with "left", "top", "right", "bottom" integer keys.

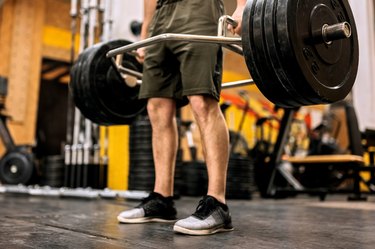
[
  {"left": 78, "top": 42, "right": 136, "bottom": 124},
  {"left": 70, "top": 40, "right": 147, "bottom": 125},
  {"left": 129, "top": 169, "right": 155, "bottom": 176},
  {"left": 129, "top": 136, "right": 152, "bottom": 142},
  {"left": 130, "top": 152, "right": 154, "bottom": 159},
  {"left": 0, "top": 151, "right": 34, "bottom": 185},
  {"left": 44, "top": 155, "right": 64, "bottom": 164},
  {"left": 129, "top": 162, "right": 154, "bottom": 168},
  {"left": 129, "top": 173, "right": 155, "bottom": 180},
  {"left": 70, "top": 47, "right": 114, "bottom": 125},
  {"left": 129, "top": 146, "right": 153, "bottom": 152},
  {"left": 41, "top": 174, "right": 65, "bottom": 181},
  {"left": 129, "top": 143, "right": 153, "bottom": 150},
  {"left": 129, "top": 135, "right": 152, "bottom": 140},
  {"left": 263, "top": 0, "right": 317, "bottom": 106},
  {"left": 242, "top": 0, "right": 304, "bottom": 108},
  {"left": 76, "top": 41, "right": 140, "bottom": 125},
  {"left": 242, "top": 0, "right": 359, "bottom": 107},
  {"left": 129, "top": 163, "right": 154, "bottom": 170},
  {"left": 129, "top": 161, "right": 155, "bottom": 168},
  {"left": 129, "top": 157, "right": 154, "bottom": 164},
  {"left": 275, "top": 0, "right": 359, "bottom": 104},
  {"left": 131, "top": 119, "right": 152, "bottom": 127}
]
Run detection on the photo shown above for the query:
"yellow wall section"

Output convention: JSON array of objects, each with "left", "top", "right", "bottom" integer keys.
[
  {"left": 42, "top": 25, "right": 80, "bottom": 53},
  {"left": 107, "top": 126, "right": 130, "bottom": 190},
  {"left": 43, "top": 26, "right": 72, "bottom": 49},
  {"left": 223, "top": 70, "right": 246, "bottom": 82}
]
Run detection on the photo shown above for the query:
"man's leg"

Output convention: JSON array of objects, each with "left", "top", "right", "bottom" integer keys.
[
  {"left": 173, "top": 95, "right": 233, "bottom": 235},
  {"left": 188, "top": 95, "right": 229, "bottom": 203},
  {"left": 117, "top": 97, "right": 178, "bottom": 223},
  {"left": 147, "top": 97, "right": 178, "bottom": 197}
]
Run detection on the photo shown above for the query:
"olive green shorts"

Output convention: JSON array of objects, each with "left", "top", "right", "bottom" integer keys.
[{"left": 139, "top": 0, "right": 225, "bottom": 107}]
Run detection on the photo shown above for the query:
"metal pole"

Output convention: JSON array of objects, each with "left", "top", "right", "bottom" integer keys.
[
  {"left": 65, "top": 0, "right": 79, "bottom": 166},
  {"left": 101, "top": 0, "right": 113, "bottom": 42},
  {"left": 83, "top": 0, "right": 98, "bottom": 166},
  {"left": 71, "top": 0, "right": 89, "bottom": 188},
  {"left": 221, "top": 79, "right": 254, "bottom": 89},
  {"left": 99, "top": 0, "right": 112, "bottom": 189}
]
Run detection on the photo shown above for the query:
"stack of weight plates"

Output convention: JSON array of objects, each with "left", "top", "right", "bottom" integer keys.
[
  {"left": 242, "top": 0, "right": 359, "bottom": 108},
  {"left": 226, "top": 154, "right": 256, "bottom": 199},
  {"left": 40, "top": 155, "right": 65, "bottom": 187},
  {"left": 174, "top": 153, "right": 183, "bottom": 198},
  {"left": 70, "top": 39, "right": 146, "bottom": 126},
  {"left": 128, "top": 115, "right": 183, "bottom": 196},
  {"left": 180, "top": 161, "right": 207, "bottom": 196},
  {"left": 129, "top": 116, "right": 154, "bottom": 191}
]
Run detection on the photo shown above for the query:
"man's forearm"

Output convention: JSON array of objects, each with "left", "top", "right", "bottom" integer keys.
[
  {"left": 140, "top": 0, "right": 157, "bottom": 40},
  {"left": 237, "top": 0, "right": 246, "bottom": 5}
]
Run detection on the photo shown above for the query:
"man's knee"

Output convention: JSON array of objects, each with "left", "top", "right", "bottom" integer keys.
[
  {"left": 147, "top": 98, "right": 176, "bottom": 124},
  {"left": 147, "top": 98, "right": 173, "bottom": 112},
  {"left": 188, "top": 95, "right": 219, "bottom": 118}
]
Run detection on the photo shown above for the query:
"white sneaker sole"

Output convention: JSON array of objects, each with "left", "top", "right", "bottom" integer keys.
[
  {"left": 117, "top": 216, "right": 176, "bottom": 224},
  {"left": 173, "top": 224, "right": 234, "bottom": 235}
]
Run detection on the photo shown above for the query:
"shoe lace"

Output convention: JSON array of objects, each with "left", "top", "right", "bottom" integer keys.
[{"left": 194, "top": 197, "right": 215, "bottom": 219}]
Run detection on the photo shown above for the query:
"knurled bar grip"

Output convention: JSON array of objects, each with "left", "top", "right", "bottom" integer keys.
[{"left": 106, "top": 34, "right": 242, "bottom": 58}]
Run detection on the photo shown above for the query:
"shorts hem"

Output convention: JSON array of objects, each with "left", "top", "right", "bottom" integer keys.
[
  {"left": 182, "top": 89, "right": 220, "bottom": 102},
  {"left": 139, "top": 93, "right": 177, "bottom": 100}
]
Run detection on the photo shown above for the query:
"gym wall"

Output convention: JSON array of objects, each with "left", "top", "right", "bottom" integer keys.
[
  {"left": 349, "top": 0, "right": 375, "bottom": 131},
  {"left": 111, "top": 0, "right": 143, "bottom": 42}
]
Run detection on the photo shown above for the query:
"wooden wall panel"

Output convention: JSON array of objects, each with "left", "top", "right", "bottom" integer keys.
[
  {"left": 0, "top": 1, "right": 14, "bottom": 77},
  {"left": 45, "top": 0, "right": 71, "bottom": 29},
  {"left": 0, "top": 0, "right": 45, "bottom": 152},
  {"left": 42, "top": 0, "right": 72, "bottom": 62}
]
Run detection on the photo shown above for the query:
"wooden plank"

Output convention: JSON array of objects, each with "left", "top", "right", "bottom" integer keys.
[
  {"left": 287, "top": 154, "right": 364, "bottom": 164},
  {"left": 42, "top": 0, "right": 77, "bottom": 62},
  {"left": 0, "top": 0, "right": 14, "bottom": 76},
  {"left": 0, "top": 1, "right": 14, "bottom": 156},
  {"left": 7, "top": 0, "right": 40, "bottom": 122},
  {"left": 45, "top": 0, "right": 71, "bottom": 29},
  {"left": 5, "top": 0, "right": 45, "bottom": 145}
]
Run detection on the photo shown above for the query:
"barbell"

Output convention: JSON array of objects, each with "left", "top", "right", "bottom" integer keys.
[{"left": 70, "top": 0, "right": 359, "bottom": 126}]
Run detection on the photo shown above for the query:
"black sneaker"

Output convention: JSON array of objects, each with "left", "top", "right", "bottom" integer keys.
[
  {"left": 173, "top": 195, "right": 234, "bottom": 235},
  {"left": 117, "top": 192, "right": 177, "bottom": 223}
]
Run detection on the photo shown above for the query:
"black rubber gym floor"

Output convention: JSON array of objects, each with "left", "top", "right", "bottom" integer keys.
[{"left": 1, "top": 194, "right": 375, "bottom": 249}]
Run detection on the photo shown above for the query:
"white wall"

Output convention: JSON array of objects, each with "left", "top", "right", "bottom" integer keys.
[
  {"left": 349, "top": 0, "right": 375, "bottom": 130},
  {"left": 111, "top": 0, "right": 143, "bottom": 42}
]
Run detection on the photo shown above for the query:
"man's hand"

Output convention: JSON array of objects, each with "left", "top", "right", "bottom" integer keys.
[
  {"left": 229, "top": 1, "right": 247, "bottom": 35},
  {"left": 136, "top": 47, "right": 145, "bottom": 64}
]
